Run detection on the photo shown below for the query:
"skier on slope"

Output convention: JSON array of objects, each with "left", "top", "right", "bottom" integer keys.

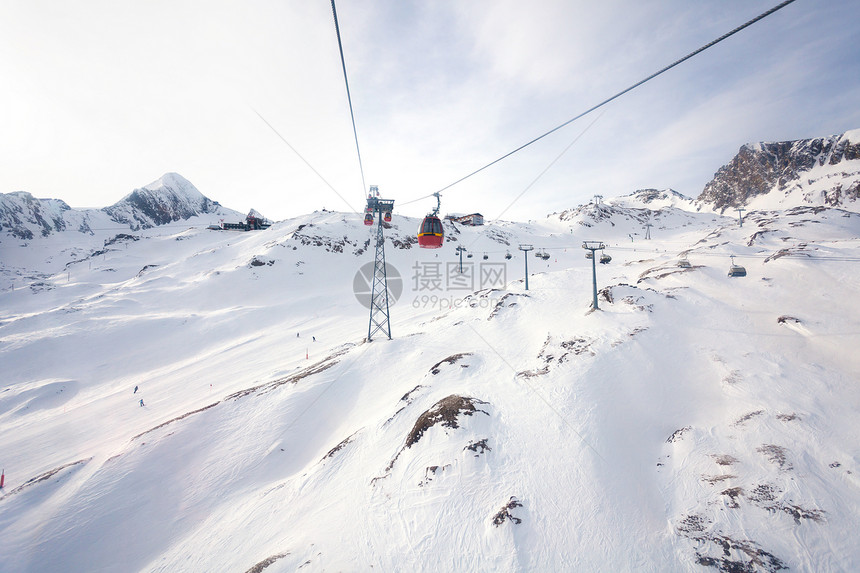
[{"left": 139, "top": 398, "right": 145, "bottom": 407}]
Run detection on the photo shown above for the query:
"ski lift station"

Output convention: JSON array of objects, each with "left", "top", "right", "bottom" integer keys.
[{"left": 445, "top": 213, "right": 484, "bottom": 226}]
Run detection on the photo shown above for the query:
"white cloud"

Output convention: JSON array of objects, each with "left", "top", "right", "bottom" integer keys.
[{"left": 0, "top": 0, "right": 858, "bottom": 221}]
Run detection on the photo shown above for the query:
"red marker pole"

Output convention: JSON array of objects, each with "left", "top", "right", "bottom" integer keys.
[{"left": 1, "top": 469, "right": 5, "bottom": 488}]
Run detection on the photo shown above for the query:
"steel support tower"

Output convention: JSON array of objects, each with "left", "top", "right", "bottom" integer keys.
[
  {"left": 455, "top": 245, "right": 467, "bottom": 273},
  {"left": 582, "top": 241, "right": 605, "bottom": 310},
  {"left": 519, "top": 244, "right": 534, "bottom": 290},
  {"left": 366, "top": 188, "right": 395, "bottom": 341}
]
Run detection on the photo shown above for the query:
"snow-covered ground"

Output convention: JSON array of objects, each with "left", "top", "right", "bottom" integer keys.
[{"left": 1, "top": 195, "right": 859, "bottom": 572}]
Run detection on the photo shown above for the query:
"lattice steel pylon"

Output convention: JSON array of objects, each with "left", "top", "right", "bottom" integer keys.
[{"left": 366, "top": 188, "right": 395, "bottom": 341}]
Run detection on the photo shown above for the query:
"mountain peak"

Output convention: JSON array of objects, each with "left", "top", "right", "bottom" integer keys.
[
  {"left": 140, "top": 172, "right": 202, "bottom": 198},
  {"left": 103, "top": 173, "right": 224, "bottom": 229}
]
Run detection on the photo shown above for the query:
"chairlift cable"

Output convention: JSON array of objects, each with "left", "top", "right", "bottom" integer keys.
[
  {"left": 498, "top": 239, "right": 860, "bottom": 263},
  {"left": 404, "top": 0, "right": 800, "bottom": 205},
  {"left": 581, "top": 244, "right": 860, "bottom": 262}
]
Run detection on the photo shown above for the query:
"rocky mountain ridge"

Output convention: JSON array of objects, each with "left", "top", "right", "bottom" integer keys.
[
  {"left": 102, "top": 173, "right": 229, "bottom": 229},
  {"left": 0, "top": 192, "right": 86, "bottom": 240},
  {"left": 0, "top": 173, "right": 239, "bottom": 240},
  {"left": 696, "top": 129, "right": 860, "bottom": 212}
]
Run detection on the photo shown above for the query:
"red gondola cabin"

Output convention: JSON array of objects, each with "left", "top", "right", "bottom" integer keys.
[{"left": 417, "top": 216, "right": 443, "bottom": 248}]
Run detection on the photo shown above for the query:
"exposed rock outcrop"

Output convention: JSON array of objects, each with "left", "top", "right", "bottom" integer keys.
[
  {"left": 102, "top": 173, "right": 226, "bottom": 229},
  {"left": 697, "top": 130, "right": 860, "bottom": 212}
]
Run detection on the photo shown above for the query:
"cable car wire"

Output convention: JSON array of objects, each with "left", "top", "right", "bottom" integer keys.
[
  {"left": 449, "top": 111, "right": 604, "bottom": 254},
  {"left": 330, "top": 0, "right": 367, "bottom": 198},
  {"left": 253, "top": 109, "right": 359, "bottom": 213},
  {"left": 405, "top": 0, "right": 800, "bottom": 204},
  {"left": 490, "top": 111, "right": 605, "bottom": 224}
]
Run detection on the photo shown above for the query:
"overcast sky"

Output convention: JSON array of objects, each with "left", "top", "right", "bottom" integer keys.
[{"left": 1, "top": 0, "right": 858, "bottom": 221}]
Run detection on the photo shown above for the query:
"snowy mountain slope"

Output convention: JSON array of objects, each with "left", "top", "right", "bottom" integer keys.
[
  {"left": 611, "top": 188, "right": 695, "bottom": 210},
  {"left": 547, "top": 192, "right": 716, "bottom": 247},
  {"left": 1, "top": 198, "right": 859, "bottom": 572}
]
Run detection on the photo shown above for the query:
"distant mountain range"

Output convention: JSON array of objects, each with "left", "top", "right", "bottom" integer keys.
[
  {"left": 0, "top": 173, "right": 241, "bottom": 240},
  {"left": 2, "top": 130, "right": 859, "bottom": 242}
]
